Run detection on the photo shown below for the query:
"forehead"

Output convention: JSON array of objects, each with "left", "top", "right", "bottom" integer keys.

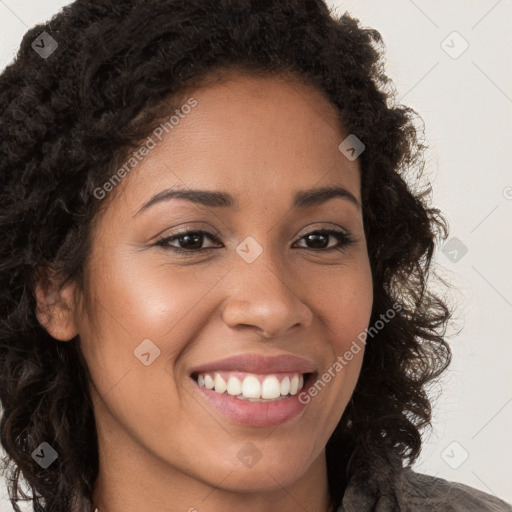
[{"left": 107, "top": 71, "right": 361, "bottom": 215}]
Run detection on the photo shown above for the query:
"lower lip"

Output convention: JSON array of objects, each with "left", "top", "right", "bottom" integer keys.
[{"left": 192, "top": 376, "right": 312, "bottom": 427}]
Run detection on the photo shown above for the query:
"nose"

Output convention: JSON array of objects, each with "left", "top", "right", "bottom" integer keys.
[{"left": 221, "top": 248, "right": 313, "bottom": 339}]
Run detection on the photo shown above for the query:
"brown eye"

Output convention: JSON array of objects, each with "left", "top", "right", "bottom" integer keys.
[
  {"left": 293, "top": 229, "right": 354, "bottom": 251},
  {"left": 155, "top": 230, "right": 223, "bottom": 253}
]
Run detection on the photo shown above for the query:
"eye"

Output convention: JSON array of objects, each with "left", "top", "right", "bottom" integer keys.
[
  {"left": 154, "top": 227, "right": 354, "bottom": 255},
  {"left": 293, "top": 228, "right": 355, "bottom": 251},
  {"left": 154, "top": 229, "right": 222, "bottom": 253}
]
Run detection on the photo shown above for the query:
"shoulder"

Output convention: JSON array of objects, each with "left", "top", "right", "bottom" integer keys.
[{"left": 398, "top": 468, "right": 512, "bottom": 511}]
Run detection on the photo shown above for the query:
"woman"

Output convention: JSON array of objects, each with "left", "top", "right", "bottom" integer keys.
[{"left": 0, "top": 1, "right": 509, "bottom": 511}]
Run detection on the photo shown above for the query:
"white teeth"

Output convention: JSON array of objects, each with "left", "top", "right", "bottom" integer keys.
[
  {"left": 261, "top": 376, "right": 281, "bottom": 399},
  {"left": 226, "top": 376, "right": 242, "bottom": 396},
  {"left": 214, "top": 373, "right": 227, "bottom": 393},
  {"left": 280, "top": 376, "right": 290, "bottom": 395},
  {"left": 289, "top": 374, "right": 299, "bottom": 395},
  {"left": 241, "top": 375, "right": 261, "bottom": 398},
  {"left": 195, "top": 371, "right": 307, "bottom": 400},
  {"left": 204, "top": 374, "right": 214, "bottom": 389}
]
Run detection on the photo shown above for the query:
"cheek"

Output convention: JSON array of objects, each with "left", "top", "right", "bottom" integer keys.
[
  {"left": 75, "top": 256, "right": 183, "bottom": 377},
  {"left": 76, "top": 253, "right": 234, "bottom": 409},
  {"left": 314, "top": 257, "right": 373, "bottom": 350},
  {"left": 85, "top": 253, "right": 225, "bottom": 341},
  {"left": 75, "top": 260, "right": 206, "bottom": 437},
  {"left": 305, "top": 254, "right": 372, "bottom": 403}
]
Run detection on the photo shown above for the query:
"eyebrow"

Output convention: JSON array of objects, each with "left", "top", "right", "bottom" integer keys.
[{"left": 135, "top": 185, "right": 361, "bottom": 217}]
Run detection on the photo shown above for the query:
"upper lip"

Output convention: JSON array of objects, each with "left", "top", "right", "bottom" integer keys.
[{"left": 189, "top": 354, "right": 317, "bottom": 375}]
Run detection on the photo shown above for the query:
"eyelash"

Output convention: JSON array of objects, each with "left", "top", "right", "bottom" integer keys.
[{"left": 154, "top": 228, "right": 355, "bottom": 255}]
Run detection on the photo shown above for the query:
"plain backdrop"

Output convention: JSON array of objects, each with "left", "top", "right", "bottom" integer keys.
[{"left": 0, "top": 0, "right": 511, "bottom": 510}]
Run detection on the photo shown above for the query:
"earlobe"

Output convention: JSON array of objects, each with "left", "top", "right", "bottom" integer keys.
[{"left": 34, "top": 267, "right": 79, "bottom": 342}]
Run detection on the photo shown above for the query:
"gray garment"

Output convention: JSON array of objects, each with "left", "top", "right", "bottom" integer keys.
[{"left": 337, "top": 467, "right": 512, "bottom": 511}]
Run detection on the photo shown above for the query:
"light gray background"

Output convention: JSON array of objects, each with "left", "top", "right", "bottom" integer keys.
[{"left": 0, "top": 0, "right": 510, "bottom": 509}]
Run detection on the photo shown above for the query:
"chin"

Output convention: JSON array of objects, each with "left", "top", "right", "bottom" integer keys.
[
  {"left": 216, "top": 464, "right": 307, "bottom": 493},
  {"left": 213, "top": 447, "right": 312, "bottom": 492}
]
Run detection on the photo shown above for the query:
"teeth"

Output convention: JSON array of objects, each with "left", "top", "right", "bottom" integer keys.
[
  {"left": 204, "top": 374, "right": 214, "bottom": 389},
  {"left": 226, "top": 376, "right": 242, "bottom": 396},
  {"left": 289, "top": 374, "right": 299, "bottom": 395},
  {"left": 241, "top": 375, "right": 261, "bottom": 398},
  {"left": 214, "top": 373, "right": 227, "bottom": 393},
  {"left": 261, "top": 376, "right": 281, "bottom": 399},
  {"left": 280, "top": 376, "right": 290, "bottom": 395},
  {"left": 195, "top": 371, "right": 307, "bottom": 400}
]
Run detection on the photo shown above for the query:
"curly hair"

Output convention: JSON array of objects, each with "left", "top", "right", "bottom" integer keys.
[{"left": 0, "top": 0, "right": 451, "bottom": 510}]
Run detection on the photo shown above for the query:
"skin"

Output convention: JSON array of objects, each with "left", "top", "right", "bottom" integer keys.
[{"left": 35, "top": 71, "right": 373, "bottom": 512}]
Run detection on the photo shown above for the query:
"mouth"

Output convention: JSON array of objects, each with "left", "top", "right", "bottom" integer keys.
[
  {"left": 189, "top": 369, "right": 317, "bottom": 427},
  {"left": 188, "top": 353, "right": 319, "bottom": 427},
  {"left": 190, "top": 370, "right": 315, "bottom": 402}
]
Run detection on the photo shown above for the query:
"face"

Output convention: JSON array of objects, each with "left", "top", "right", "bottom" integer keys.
[{"left": 48, "top": 72, "right": 373, "bottom": 503}]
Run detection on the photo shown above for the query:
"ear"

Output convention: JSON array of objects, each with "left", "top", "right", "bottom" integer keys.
[{"left": 34, "top": 266, "right": 79, "bottom": 341}]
